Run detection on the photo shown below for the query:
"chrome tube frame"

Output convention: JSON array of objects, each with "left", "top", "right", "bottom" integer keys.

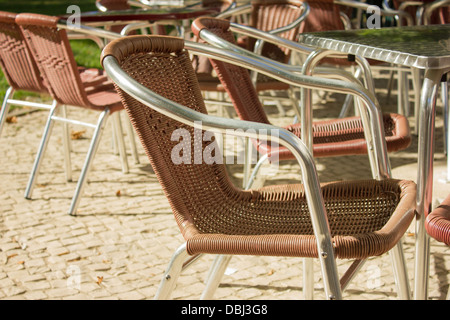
[
  {"left": 103, "top": 54, "right": 342, "bottom": 299},
  {"left": 414, "top": 66, "right": 450, "bottom": 300}
]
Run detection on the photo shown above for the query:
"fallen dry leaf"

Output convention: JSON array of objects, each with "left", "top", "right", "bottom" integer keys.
[
  {"left": 6, "top": 116, "right": 17, "bottom": 123},
  {"left": 96, "top": 276, "right": 103, "bottom": 285},
  {"left": 71, "top": 130, "right": 86, "bottom": 140},
  {"left": 115, "top": 190, "right": 121, "bottom": 197},
  {"left": 267, "top": 269, "right": 275, "bottom": 276}
]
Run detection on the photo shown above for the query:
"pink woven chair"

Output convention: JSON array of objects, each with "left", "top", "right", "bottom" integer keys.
[
  {"left": 16, "top": 12, "right": 131, "bottom": 216},
  {"left": 101, "top": 34, "right": 417, "bottom": 300},
  {"left": 0, "top": 11, "right": 54, "bottom": 137}
]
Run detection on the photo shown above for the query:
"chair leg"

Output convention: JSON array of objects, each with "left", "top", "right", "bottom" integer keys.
[
  {"left": 303, "top": 258, "right": 315, "bottom": 300},
  {"left": 200, "top": 255, "right": 232, "bottom": 300},
  {"left": 154, "top": 243, "right": 190, "bottom": 300},
  {"left": 389, "top": 241, "right": 411, "bottom": 300},
  {"left": 441, "top": 81, "right": 448, "bottom": 156},
  {"left": 0, "top": 87, "right": 14, "bottom": 137},
  {"left": 24, "top": 100, "right": 59, "bottom": 199},
  {"left": 60, "top": 105, "right": 73, "bottom": 182},
  {"left": 123, "top": 112, "right": 140, "bottom": 164},
  {"left": 112, "top": 112, "right": 129, "bottom": 174},
  {"left": 68, "top": 108, "right": 110, "bottom": 215},
  {"left": 412, "top": 68, "right": 422, "bottom": 135}
]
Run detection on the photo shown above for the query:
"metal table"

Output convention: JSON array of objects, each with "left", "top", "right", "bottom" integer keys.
[
  {"left": 72, "top": 7, "right": 219, "bottom": 23},
  {"left": 299, "top": 24, "right": 450, "bottom": 300},
  {"left": 60, "top": 7, "right": 219, "bottom": 36}
]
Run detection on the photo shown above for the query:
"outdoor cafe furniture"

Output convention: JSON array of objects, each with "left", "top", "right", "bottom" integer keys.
[
  {"left": 0, "top": 11, "right": 133, "bottom": 191},
  {"left": 193, "top": 16, "right": 414, "bottom": 299},
  {"left": 299, "top": 24, "right": 450, "bottom": 300},
  {"left": 101, "top": 34, "right": 417, "bottom": 300}
]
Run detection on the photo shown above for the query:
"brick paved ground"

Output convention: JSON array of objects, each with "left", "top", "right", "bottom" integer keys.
[{"left": 0, "top": 71, "right": 449, "bottom": 300}]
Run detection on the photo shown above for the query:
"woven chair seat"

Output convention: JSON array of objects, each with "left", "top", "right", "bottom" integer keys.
[
  {"left": 257, "top": 113, "right": 411, "bottom": 160},
  {"left": 425, "top": 194, "right": 450, "bottom": 246},
  {"left": 183, "top": 179, "right": 415, "bottom": 259}
]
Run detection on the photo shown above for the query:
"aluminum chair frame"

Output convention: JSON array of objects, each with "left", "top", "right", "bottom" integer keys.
[{"left": 102, "top": 35, "right": 415, "bottom": 300}]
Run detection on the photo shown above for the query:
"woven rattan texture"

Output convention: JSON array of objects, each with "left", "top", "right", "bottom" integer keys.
[
  {"left": 103, "top": 35, "right": 416, "bottom": 259},
  {"left": 16, "top": 13, "right": 123, "bottom": 113}
]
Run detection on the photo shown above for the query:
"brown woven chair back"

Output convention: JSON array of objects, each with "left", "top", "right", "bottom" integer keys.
[
  {"left": 101, "top": 35, "right": 239, "bottom": 238},
  {"left": 16, "top": 13, "right": 97, "bottom": 109},
  {"left": 248, "top": 0, "right": 305, "bottom": 60},
  {"left": 102, "top": 35, "right": 416, "bottom": 259},
  {"left": 299, "top": 0, "right": 344, "bottom": 33},
  {"left": 192, "top": 18, "right": 270, "bottom": 124},
  {"left": 0, "top": 11, "right": 47, "bottom": 93}
]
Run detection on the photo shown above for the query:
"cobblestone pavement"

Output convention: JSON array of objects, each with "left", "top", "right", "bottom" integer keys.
[{"left": 0, "top": 73, "right": 449, "bottom": 300}]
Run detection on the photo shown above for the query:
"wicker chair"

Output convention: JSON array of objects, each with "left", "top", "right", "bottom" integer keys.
[
  {"left": 101, "top": 34, "right": 417, "bottom": 300},
  {"left": 196, "top": 0, "right": 309, "bottom": 117},
  {"left": 192, "top": 17, "right": 412, "bottom": 188},
  {"left": 15, "top": 13, "right": 132, "bottom": 216},
  {"left": 0, "top": 11, "right": 56, "bottom": 137}
]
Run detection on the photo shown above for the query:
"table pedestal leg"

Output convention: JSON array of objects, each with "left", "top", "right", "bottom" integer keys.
[{"left": 414, "top": 68, "right": 446, "bottom": 300}]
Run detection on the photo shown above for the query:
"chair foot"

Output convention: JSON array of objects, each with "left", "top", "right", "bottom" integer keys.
[{"left": 154, "top": 243, "right": 190, "bottom": 300}]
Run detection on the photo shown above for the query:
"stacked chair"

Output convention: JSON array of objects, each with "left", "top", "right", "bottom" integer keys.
[{"left": 101, "top": 34, "right": 417, "bottom": 300}]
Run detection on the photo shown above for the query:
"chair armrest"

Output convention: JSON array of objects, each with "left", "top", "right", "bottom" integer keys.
[{"left": 102, "top": 53, "right": 340, "bottom": 298}]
